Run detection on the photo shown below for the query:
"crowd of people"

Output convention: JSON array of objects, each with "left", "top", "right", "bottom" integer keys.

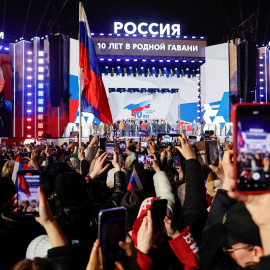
[
  {"left": 1, "top": 131, "right": 270, "bottom": 270},
  {"left": 91, "top": 118, "right": 204, "bottom": 137}
]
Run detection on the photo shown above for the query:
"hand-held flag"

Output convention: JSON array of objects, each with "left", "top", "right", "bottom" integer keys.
[{"left": 79, "top": 2, "right": 113, "bottom": 125}]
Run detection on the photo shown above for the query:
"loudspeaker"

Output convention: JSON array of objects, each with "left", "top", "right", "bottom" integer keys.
[
  {"left": 237, "top": 41, "right": 257, "bottom": 102},
  {"left": 49, "top": 34, "right": 69, "bottom": 107}
]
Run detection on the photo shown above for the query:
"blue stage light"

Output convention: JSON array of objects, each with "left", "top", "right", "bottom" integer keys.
[
  {"left": 134, "top": 59, "right": 137, "bottom": 62},
  {"left": 100, "top": 33, "right": 104, "bottom": 36},
  {"left": 100, "top": 58, "right": 104, "bottom": 61},
  {"left": 184, "top": 36, "right": 187, "bottom": 38},
  {"left": 159, "top": 60, "right": 163, "bottom": 62},
  {"left": 151, "top": 59, "right": 155, "bottom": 62},
  {"left": 192, "top": 36, "right": 196, "bottom": 39},
  {"left": 125, "top": 59, "right": 130, "bottom": 62},
  {"left": 175, "top": 60, "right": 179, "bottom": 62},
  {"left": 108, "top": 59, "right": 112, "bottom": 61},
  {"left": 183, "top": 60, "right": 186, "bottom": 62}
]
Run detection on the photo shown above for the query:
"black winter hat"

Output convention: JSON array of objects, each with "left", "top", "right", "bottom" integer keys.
[
  {"left": 0, "top": 177, "right": 16, "bottom": 203},
  {"left": 54, "top": 172, "right": 87, "bottom": 207},
  {"left": 204, "top": 202, "right": 261, "bottom": 247}
]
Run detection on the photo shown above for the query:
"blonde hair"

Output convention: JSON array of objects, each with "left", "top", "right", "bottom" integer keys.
[{"left": 2, "top": 160, "right": 15, "bottom": 179}]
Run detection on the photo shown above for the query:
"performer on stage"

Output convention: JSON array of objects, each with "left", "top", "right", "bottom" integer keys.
[
  {"left": 131, "top": 120, "right": 136, "bottom": 136},
  {"left": 176, "top": 119, "right": 181, "bottom": 134},
  {"left": 99, "top": 122, "right": 104, "bottom": 136},
  {"left": 192, "top": 119, "right": 197, "bottom": 135},
  {"left": 119, "top": 121, "right": 124, "bottom": 137},
  {"left": 183, "top": 122, "right": 187, "bottom": 135},
  {"left": 124, "top": 120, "right": 130, "bottom": 137},
  {"left": 135, "top": 119, "right": 140, "bottom": 136},
  {"left": 159, "top": 120, "right": 165, "bottom": 134},
  {"left": 200, "top": 120, "right": 205, "bottom": 135},
  {"left": 113, "top": 122, "right": 118, "bottom": 137},
  {"left": 93, "top": 121, "right": 98, "bottom": 135},
  {"left": 165, "top": 120, "right": 171, "bottom": 134}
]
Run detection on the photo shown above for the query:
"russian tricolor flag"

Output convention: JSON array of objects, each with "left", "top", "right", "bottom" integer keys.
[
  {"left": 79, "top": 2, "right": 113, "bottom": 125},
  {"left": 18, "top": 175, "right": 31, "bottom": 197},
  {"left": 127, "top": 168, "right": 142, "bottom": 191},
  {"left": 11, "top": 155, "right": 29, "bottom": 185}
]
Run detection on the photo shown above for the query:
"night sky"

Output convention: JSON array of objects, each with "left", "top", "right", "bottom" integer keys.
[{"left": 1, "top": 0, "right": 270, "bottom": 46}]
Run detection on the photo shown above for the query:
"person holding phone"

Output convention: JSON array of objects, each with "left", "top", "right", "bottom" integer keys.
[
  {"left": 200, "top": 150, "right": 264, "bottom": 269},
  {"left": 228, "top": 172, "right": 270, "bottom": 269}
]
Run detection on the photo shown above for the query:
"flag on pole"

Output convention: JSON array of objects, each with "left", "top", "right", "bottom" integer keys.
[
  {"left": 127, "top": 168, "right": 142, "bottom": 190},
  {"left": 79, "top": 2, "right": 113, "bottom": 125}
]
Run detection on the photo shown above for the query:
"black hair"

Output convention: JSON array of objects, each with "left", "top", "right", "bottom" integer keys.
[{"left": 120, "top": 190, "right": 146, "bottom": 231}]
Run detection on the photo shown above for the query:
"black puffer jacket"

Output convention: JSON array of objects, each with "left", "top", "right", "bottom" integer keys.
[{"left": 48, "top": 171, "right": 127, "bottom": 270}]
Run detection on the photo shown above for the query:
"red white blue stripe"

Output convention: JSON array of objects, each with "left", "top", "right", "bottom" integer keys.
[
  {"left": 127, "top": 168, "right": 142, "bottom": 190},
  {"left": 79, "top": 2, "right": 113, "bottom": 125}
]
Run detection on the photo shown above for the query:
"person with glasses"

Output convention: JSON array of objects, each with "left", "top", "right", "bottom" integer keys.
[{"left": 200, "top": 151, "right": 264, "bottom": 269}]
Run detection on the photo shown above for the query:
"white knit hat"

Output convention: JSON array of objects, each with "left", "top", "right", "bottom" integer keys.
[{"left": 26, "top": 235, "right": 52, "bottom": 260}]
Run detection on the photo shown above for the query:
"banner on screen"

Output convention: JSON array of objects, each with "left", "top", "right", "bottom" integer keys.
[{"left": 0, "top": 54, "right": 12, "bottom": 137}]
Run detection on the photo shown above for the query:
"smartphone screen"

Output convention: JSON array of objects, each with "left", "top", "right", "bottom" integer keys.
[
  {"left": 106, "top": 142, "right": 114, "bottom": 159},
  {"left": 138, "top": 154, "right": 145, "bottom": 164},
  {"left": 119, "top": 141, "right": 126, "bottom": 152},
  {"left": 98, "top": 207, "right": 126, "bottom": 268},
  {"left": 138, "top": 155, "right": 152, "bottom": 165},
  {"left": 151, "top": 199, "right": 167, "bottom": 233},
  {"left": 157, "top": 134, "right": 179, "bottom": 146},
  {"left": 17, "top": 170, "right": 40, "bottom": 216},
  {"left": 70, "top": 131, "right": 77, "bottom": 137},
  {"left": 141, "top": 141, "right": 149, "bottom": 148},
  {"left": 19, "top": 152, "right": 30, "bottom": 162},
  {"left": 188, "top": 136, "right": 197, "bottom": 145},
  {"left": 173, "top": 156, "right": 180, "bottom": 167},
  {"left": 207, "top": 140, "right": 219, "bottom": 166},
  {"left": 69, "top": 139, "right": 74, "bottom": 144},
  {"left": 234, "top": 104, "right": 270, "bottom": 193},
  {"left": 100, "top": 137, "right": 107, "bottom": 152},
  {"left": 62, "top": 144, "right": 67, "bottom": 150}
]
